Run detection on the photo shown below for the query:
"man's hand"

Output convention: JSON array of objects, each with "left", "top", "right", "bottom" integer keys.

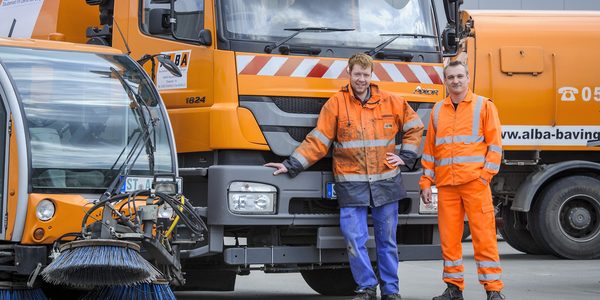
[
  {"left": 421, "top": 187, "right": 432, "bottom": 204},
  {"left": 385, "top": 152, "right": 406, "bottom": 167},
  {"left": 264, "top": 162, "right": 288, "bottom": 175}
]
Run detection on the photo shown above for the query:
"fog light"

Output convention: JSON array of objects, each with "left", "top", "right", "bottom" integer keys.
[
  {"left": 419, "top": 186, "right": 438, "bottom": 214},
  {"left": 158, "top": 204, "right": 174, "bottom": 219},
  {"left": 33, "top": 228, "right": 45, "bottom": 240},
  {"left": 228, "top": 182, "right": 276, "bottom": 214},
  {"left": 36, "top": 199, "right": 55, "bottom": 221}
]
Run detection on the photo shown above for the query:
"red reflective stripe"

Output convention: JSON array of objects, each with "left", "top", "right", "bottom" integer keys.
[
  {"left": 307, "top": 60, "right": 334, "bottom": 78},
  {"left": 240, "top": 56, "right": 270, "bottom": 75},
  {"left": 423, "top": 65, "right": 443, "bottom": 84},
  {"left": 396, "top": 64, "right": 419, "bottom": 83},
  {"left": 274, "top": 57, "right": 303, "bottom": 76},
  {"left": 373, "top": 63, "right": 393, "bottom": 82}
]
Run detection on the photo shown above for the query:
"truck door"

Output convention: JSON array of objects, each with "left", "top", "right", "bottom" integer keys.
[{"left": 120, "top": 0, "right": 214, "bottom": 152}]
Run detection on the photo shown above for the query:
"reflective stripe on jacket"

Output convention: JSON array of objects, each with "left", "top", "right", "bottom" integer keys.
[
  {"left": 284, "top": 82, "right": 424, "bottom": 207},
  {"left": 419, "top": 90, "right": 502, "bottom": 189}
]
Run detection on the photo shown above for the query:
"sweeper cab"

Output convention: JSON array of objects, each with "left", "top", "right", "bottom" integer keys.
[{"left": 0, "top": 37, "right": 205, "bottom": 298}]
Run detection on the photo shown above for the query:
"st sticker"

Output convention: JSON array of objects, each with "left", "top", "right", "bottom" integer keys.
[{"left": 157, "top": 50, "right": 191, "bottom": 90}]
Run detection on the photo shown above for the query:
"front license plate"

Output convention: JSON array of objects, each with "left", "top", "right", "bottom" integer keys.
[
  {"left": 326, "top": 182, "right": 337, "bottom": 199},
  {"left": 120, "top": 176, "right": 183, "bottom": 193}
]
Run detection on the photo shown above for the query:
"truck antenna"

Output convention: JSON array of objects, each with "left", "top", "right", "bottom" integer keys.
[
  {"left": 112, "top": 17, "right": 131, "bottom": 55},
  {"left": 8, "top": 19, "right": 16, "bottom": 38}
]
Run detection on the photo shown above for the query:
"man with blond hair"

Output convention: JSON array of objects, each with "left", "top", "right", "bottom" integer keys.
[{"left": 266, "top": 53, "right": 424, "bottom": 300}]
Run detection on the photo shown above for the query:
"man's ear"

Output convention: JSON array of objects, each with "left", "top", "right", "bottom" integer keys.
[{"left": 346, "top": 66, "right": 350, "bottom": 74}]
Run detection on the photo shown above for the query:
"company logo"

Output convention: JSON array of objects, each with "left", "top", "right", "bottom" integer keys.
[{"left": 413, "top": 86, "right": 439, "bottom": 96}]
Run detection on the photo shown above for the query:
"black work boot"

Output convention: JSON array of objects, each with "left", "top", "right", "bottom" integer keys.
[
  {"left": 351, "top": 286, "right": 377, "bottom": 300},
  {"left": 381, "top": 293, "right": 402, "bottom": 300},
  {"left": 432, "top": 284, "right": 464, "bottom": 300},
  {"left": 487, "top": 291, "right": 506, "bottom": 300}
]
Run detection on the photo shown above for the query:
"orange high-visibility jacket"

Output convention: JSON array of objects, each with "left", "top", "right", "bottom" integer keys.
[
  {"left": 284, "top": 83, "right": 423, "bottom": 206},
  {"left": 419, "top": 90, "right": 502, "bottom": 189}
]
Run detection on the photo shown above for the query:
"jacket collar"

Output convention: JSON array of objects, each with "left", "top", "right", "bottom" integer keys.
[
  {"left": 444, "top": 89, "right": 474, "bottom": 106},
  {"left": 342, "top": 82, "right": 382, "bottom": 107}
]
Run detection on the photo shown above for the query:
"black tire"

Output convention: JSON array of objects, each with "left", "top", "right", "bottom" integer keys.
[
  {"left": 528, "top": 176, "right": 600, "bottom": 259},
  {"left": 499, "top": 204, "right": 547, "bottom": 255},
  {"left": 300, "top": 268, "right": 356, "bottom": 296}
]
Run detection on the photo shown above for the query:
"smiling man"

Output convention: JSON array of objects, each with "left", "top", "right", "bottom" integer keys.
[
  {"left": 420, "top": 61, "right": 505, "bottom": 300},
  {"left": 266, "top": 53, "right": 423, "bottom": 300}
]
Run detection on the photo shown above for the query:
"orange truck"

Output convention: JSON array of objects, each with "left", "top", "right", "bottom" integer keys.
[
  {"left": 441, "top": 2, "right": 600, "bottom": 259},
  {"left": 61, "top": 0, "right": 444, "bottom": 294}
]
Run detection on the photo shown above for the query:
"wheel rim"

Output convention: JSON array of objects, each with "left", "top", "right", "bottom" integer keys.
[{"left": 557, "top": 194, "right": 600, "bottom": 242}]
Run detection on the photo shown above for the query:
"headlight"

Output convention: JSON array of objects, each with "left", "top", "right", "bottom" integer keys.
[
  {"left": 158, "top": 204, "right": 174, "bottom": 219},
  {"left": 228, "top": 182, "right": 277, "bottom": 214},
  {"left": 419, "top": 186, "right": 438, "bottom": 214},
  {"left": 36, "top": 199, "right": 55, "bottom": 221}
]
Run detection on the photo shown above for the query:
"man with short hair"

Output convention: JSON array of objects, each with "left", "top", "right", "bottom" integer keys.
[
  {"left": 266, "top": 53, "right": 424, "bottom": 300},
  {"left": 420, "top": 61, "right": 505, "bottom": 300}
]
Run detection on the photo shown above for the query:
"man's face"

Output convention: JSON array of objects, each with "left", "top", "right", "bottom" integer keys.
[
  {"left": 444, "top": 65, "right": 470, "bottom": 95},
  {"left": 348, "top": 64, "right": 372, "bottom": 96}
]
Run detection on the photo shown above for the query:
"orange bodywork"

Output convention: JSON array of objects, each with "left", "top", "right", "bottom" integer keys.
[
  {"left": 21, "top": 194, "right": 100, "bottom": 245},
  {"left": 460, "top": 10, "right": 600, "bottom": 152}
]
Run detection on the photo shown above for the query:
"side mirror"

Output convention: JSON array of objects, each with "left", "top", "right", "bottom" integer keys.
[
  {"left": 442, "top": 27, "right": 457, "bottom": 53},
  {"left": 156, "top": 55, "right": 182, "bottom": 77},
  {"left": 148, "top": 8, "right": 171, "bottom": 35},
  {"left": 198, "top": 29, "right": 212, "bottom": 46}
]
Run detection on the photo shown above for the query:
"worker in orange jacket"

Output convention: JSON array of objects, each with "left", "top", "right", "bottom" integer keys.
[
  {"left": 420, "top": 61, "right": 505, "bottom": 300},
  {"left": 266, "top": 53, "right": 423, "bottom": 300}
]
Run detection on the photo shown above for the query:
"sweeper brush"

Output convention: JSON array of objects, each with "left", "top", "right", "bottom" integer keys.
[{"left": 40, "top": 239, "right": 161, "bottom": 288}]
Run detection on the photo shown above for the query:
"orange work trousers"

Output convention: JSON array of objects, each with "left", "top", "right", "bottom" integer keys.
[{"left": 437, "top": 179, "right": 503, "bottom": 291}]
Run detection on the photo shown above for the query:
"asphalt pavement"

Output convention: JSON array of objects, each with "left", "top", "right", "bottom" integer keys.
[{"left": 176, "top": 241, "right": 600, "bottom": 299}]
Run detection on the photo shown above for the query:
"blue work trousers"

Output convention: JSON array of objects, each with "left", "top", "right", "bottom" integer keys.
[{"left": 339, "top": 201, "right": 399, "bottom": 295}]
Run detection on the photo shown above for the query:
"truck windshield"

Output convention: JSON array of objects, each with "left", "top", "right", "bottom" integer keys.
[
  {"left": 0, "top": 47, "right": 175, "bottom": 192},
  {"left": 220, "top": 0, "right": 437, "bottom": 52}
]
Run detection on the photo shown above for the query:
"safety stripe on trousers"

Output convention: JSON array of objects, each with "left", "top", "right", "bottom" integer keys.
[
  {"left": 443, "top": 272, "right": 464, "bottom": 279},
  {"left": 476, "top": 261, "right": 501, "bottom": 268},
  {"left": 237, "top": 54, "right": 444, "bottom": 84},
  {"left": 444, "top": 259, "right": 463, "bottom": 267},
  {"left": 478, "top": 273, "right": 502, "bottom": 281},
  {"left": 335, "top": 168, "right": 400, "bottom": 182}
]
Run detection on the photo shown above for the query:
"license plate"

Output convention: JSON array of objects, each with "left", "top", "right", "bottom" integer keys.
[
  {"left": 326, "top": 182, "right": 337, "bottom": 199},
  {"left": 120, "top": 176, "right": 183, "bottom": 193}
]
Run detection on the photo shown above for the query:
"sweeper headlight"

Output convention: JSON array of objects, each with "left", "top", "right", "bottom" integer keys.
[
  {"left": 228, "top": 182, "right": 277, "bottom": 214},
  {"left": 36, "top": 199, "right": 55, "bottom": 221}
]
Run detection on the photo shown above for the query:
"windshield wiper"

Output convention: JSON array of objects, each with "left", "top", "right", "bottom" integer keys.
[
  {"left": 264, "top": 27, "right": 354, "bottom": 54},
  {"left": 366, "top": 33, "right": 438, "bottom": 57},
  {"left": 101, "top": 67, "right": 158, "bottom": 200}
]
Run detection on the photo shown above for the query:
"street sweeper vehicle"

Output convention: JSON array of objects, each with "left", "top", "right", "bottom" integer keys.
[
  {"left": 442, "top": 2, "right": 600, "bottom": 259},
  {"left": 0, "top": 37, "right": 205, "bottom": 299}
]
